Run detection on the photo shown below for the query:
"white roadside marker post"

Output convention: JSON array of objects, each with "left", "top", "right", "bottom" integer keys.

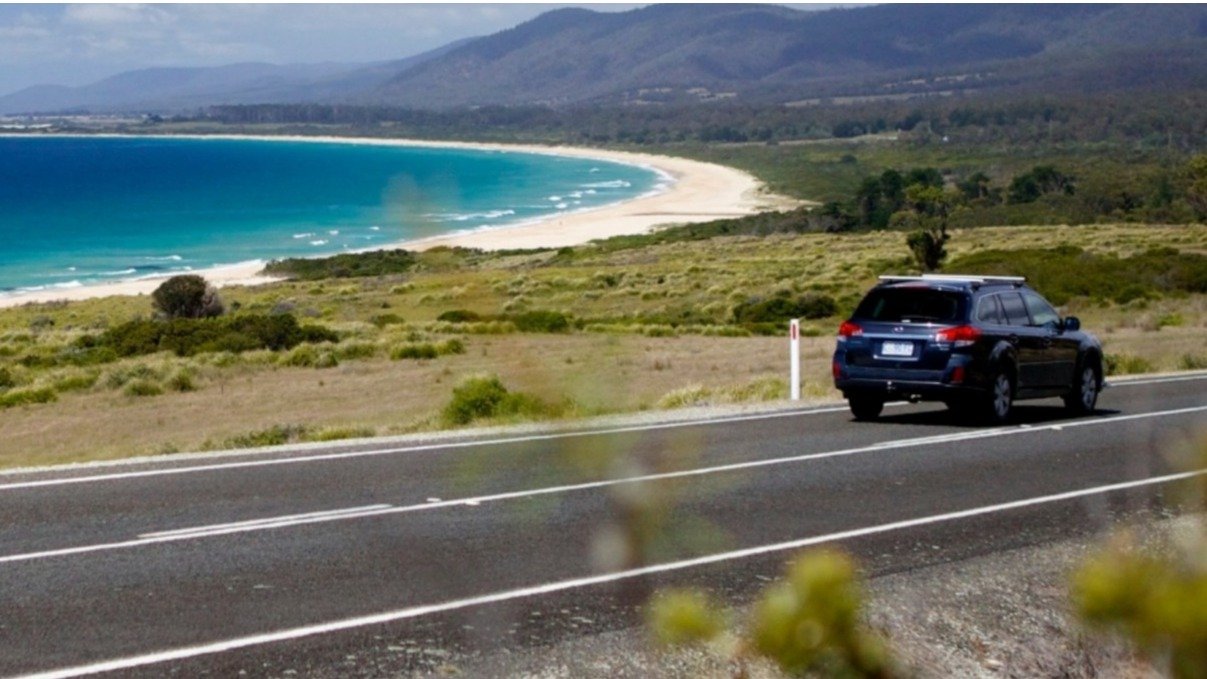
[{"left": 790, "top": 318, "right": 801, "bottom": 401}]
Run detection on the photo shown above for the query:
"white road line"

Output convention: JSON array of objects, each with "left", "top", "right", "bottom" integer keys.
[
  {"left": 140, "top": 505, "right": 392, "bottom": 539},
  {"left": 3, "top": 372, "right": 1205, "bottom": 491},
  {"left": 17, "top": 469, "right": 1204, "bottom": 679},
  {"left": 0, "top": 407, "right": 848, "bottom": 492},
  {"left": 3, "top": 404, "right": 1205, "bottom": 566}
]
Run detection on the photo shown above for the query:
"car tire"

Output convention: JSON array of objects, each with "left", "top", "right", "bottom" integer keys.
[
  {"left": 1063, "top": 358, "right": 1100, "bottom": 415},
  {"left": 848, "top": 395, "right": 884, "bottom": 421},
  {"left": 982, "top": 367, "right": 1014, "bottom": 424}
]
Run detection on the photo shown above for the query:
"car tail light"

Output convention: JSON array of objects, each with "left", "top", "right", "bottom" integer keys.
[
  {"left": 837, "top": 321, "right": 862, "bottom": 339},
  {"left": 950, "top": 366, "right": 966, "bottom": 384},
  {"left": 936, "top": 324, "right": 981, "bottom": 347},
  {"left": 832, "top": 360, "right": 843, "bottom": 380}
]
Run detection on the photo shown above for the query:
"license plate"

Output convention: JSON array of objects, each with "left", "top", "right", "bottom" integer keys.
[{"left": 881, "top": 341, "right": 914, "bottom": 357}]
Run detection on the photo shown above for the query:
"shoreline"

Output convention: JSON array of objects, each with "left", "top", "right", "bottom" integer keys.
[{"left": 0, "top": 134, "right": 799, "bottom": 309}]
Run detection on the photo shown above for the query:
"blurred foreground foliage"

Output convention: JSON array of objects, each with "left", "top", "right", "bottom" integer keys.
[
  {"left": 649, "top": 549, "right": 896, "bottom": 678},
  {"left": 1071, "top": 436, "right": 1207, "bottom": 679},
  {"left": 649, "top": 438, "right": 1207, "bottom": 678}
]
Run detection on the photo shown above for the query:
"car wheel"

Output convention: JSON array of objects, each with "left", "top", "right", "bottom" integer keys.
[
  {"left": 848, "top": 395, "right": 884, "bottom": 420},
  {"left": 983, "top": 368, "right": 1014, "bottom": 424},
  {"left": 1063, "top": 360, "right": 1100, "bottom": 415}
]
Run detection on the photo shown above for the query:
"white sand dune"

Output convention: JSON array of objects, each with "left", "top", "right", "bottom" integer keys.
[{"left": 0, "top": 136, "right": 799, "bottom": 309}]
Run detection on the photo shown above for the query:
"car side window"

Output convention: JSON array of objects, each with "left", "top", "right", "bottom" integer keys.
[
  {"left": 998, "top": 292, "right": 1030, "bottom": 327},
  {"left": 975, "top": 295, "right": 1003, "bottom": 324},
  {"left": 1022, "top": 291, "right": 1060, "bottom": 328}
]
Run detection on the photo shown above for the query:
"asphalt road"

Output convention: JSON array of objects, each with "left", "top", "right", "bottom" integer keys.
[{"left": 2, "top": 373, "right": 1205, "bottom": 678}]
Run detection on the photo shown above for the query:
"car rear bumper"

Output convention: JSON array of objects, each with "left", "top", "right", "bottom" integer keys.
[{"left": 834, "top": 376, "right": 984, "bottom": 402}]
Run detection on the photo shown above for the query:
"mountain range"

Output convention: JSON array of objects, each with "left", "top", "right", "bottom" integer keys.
[{"left": 2, "top": 4, "right": 1204, "bottom": 115}]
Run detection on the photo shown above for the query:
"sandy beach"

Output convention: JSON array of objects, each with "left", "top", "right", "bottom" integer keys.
[{"left": 0, "top": 135, "right": 798, "bottom": 309}]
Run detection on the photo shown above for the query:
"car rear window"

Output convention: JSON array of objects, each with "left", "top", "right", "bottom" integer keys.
[{"left": 853, "top": 288, "right": 967, "bottom": 323}]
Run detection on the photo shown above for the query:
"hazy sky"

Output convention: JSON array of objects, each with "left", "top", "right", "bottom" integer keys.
[
  {"left": 0, "top": 3, "right": 661, "bottom": 95},
  {"left": 0, "top": 4, "right": 848, "bottom": 97},
  {"left": 0, "top": 4, "right": 646, "bottom": 95}
]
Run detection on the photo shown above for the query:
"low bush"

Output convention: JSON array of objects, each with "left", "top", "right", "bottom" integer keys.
[
  {"left": 303, "top": 426, "right": 376, "bottom": 442},
  {"left": 437, "top": 309, "right": 482, "bottom": 323},
  {"left": 507, "top": 310, "right": 571, "bottom": 333},
  {"left": 948, "top": 246, "right": 1207, "bottom": 306},
  {"left": 1105, "top": 353, "right": 1155, "bottom": 376},
  {"left": 333, "top": 341, "right": 378, "bottom": 361},
  {"left": 152, "top": 275, "right": 225, "bottom": 319},
  {"left": 442, "top": 375, "right": 550, "bottom": 425},
  {"left": 390, "top": 339, "right": 464, "bottom": 361},
  {"left": 52, "top": 372, "right": 100, "bottom": 394},
  {"left": 83, "top": 313, "right": 339, "bottom": 359},
  {"left": 1179, "top": 354, "right": 1207, "bottom": 370},
  {"left": 123, "top": 379, "right": 164, "bottom": 397},
  {"left": 104, "top": 364, "right": 161, "bottom": 390},
  {"left": 0, "top": 386, "right": 57, "bottom": 409},
  {"left": 262, "top": 249, "right": 418, "bottom": 280},
  {"left": 166, "top": 369, "right": 197, "bottom": 392},
  {"left": 0, "top": 367, "right": 13, "bottom": 390},
  {"left": 733, "top": 292, "right": 839, "bottom": 325},
  {"left": 369, "top": 313, "right": 406, "bottom": 328},
  {"left": 221, "top": 424, "right": 309, "bottom": 449},
  {"left": 391, "top": 343, "right": 438, "bottom": 360}
]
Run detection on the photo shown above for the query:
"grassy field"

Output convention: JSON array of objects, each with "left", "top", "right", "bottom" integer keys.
[{"left": 1, "top": 223, "right": 1204, "bottom": 469}]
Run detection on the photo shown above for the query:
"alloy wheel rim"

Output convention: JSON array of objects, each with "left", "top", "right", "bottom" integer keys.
[
  {"left": 1080, "top": 367, "right": 1097, "bottom": 408},
  {"left": 994, "top": 374, "right": 1011, "bottom": 418}
]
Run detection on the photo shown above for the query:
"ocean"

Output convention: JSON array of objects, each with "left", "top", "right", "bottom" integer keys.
[{"left": 0, "top": 136, "right": 663, "bottom": 296}]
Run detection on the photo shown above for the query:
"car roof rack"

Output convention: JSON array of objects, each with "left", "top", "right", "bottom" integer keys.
[{"left": 878, "top": 274, "right": 1026, "bottom": 288}]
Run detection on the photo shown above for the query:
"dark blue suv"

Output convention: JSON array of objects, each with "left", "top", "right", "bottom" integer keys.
[{"left": 832, "top": 275, "right": 1103, "bottom": 423}]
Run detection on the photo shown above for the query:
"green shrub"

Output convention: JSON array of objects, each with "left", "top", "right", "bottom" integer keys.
[
  {"left": 333, "top": 341, "right": 378, "bottom": 361},
  {"left": 85, "top": 313, "right": 339, "bottom": 358},
  {"left": 104, "top": 364, "right": 161, "bottom": 390},
  {"left": 508, "top": 310, "right": 571, "bottom": 333},
  {"left": 152, "top": 275, "right": 224, "bottom": 319},
  {"left": 391, "top": 343, "right": 438, "bottom": 360},
  {"left": 303, "top": 426, "right": 376, "bottom": 442},
  {"left": 733, "top": 292, "right": 838, "bottom": 325},
  {"left": 442, "top": 375, "right": 550, "bottom": 426},
  {"left": 283, "top": 345, "right": 319, "bottom": 367},
  {"left": 263, "top": 249, "right": 417, "bottom": 280},
  {"left": 1105, "top": 353, "right": 1155, "bottom": 376},
  {"left": 369, "top": 313, "right": 406, "bottom": 329},
  {"left": 437, "top": 309, "right": 482, "bottom": 323},
  {"left": 1156, "top": 313, "right": 1185, "bottom": 329},
  {"left": 0, "top": 386, "right": 57, "bottom": 409},
  {"left": 390, "top": 339, "right": 464, "bottom": 361},
  {"left": 948, "top": 246, "right": 1207, "bottom": 306},
  {"left": 0, "top": 367, "right": 13, "bottom": 390},
  {"left": 166, "top": 369, "right": 197, "bottom": 392},
  {"left": 124, "top": 379, "right": 164, "bottom": 397},
  {"left": 222, "top": 424, "right": 308, "bottom": 449},
  {"left": 53, "top": 372, "right": 99, "bottom": 393},
  {"left": 1179, "top": 354, "right": 1207, "bottom": 370}
]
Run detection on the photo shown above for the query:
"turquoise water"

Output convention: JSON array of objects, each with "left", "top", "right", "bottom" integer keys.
[{"left": 0, "top": 136, "right": 662, "bottom": 295}]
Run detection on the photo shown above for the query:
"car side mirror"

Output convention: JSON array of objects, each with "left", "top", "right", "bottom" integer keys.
[{"left": 1063, "top": 316, "right": 1080, "bottom": 332}]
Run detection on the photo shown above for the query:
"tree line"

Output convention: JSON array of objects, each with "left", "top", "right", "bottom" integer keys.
[{"left": 194, "top": 89, "right": 1204, "bottom": 151}]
